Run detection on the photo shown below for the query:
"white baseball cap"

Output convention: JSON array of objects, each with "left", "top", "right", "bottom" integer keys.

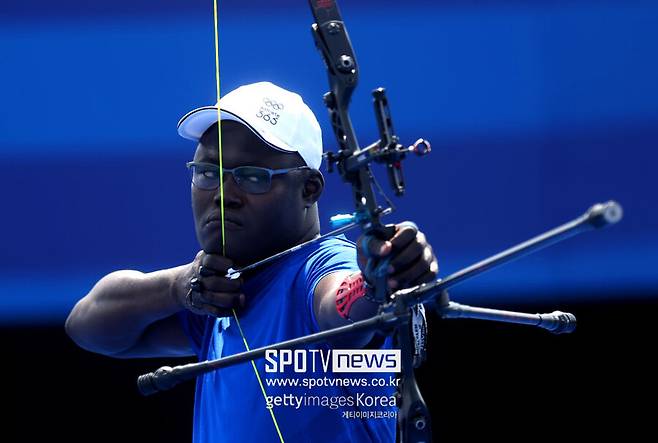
[{"left": 177, "top": 81, "right": 323, "bottom": 170}]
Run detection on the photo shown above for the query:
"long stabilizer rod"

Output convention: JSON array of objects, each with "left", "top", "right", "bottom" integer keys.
[{"left": 137, "top": 201, "right": 621, "bottom": 396}]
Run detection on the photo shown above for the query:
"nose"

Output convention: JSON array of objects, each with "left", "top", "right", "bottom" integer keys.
[{"left": 214, "top": 172, "right": 244, "bottom": 209}]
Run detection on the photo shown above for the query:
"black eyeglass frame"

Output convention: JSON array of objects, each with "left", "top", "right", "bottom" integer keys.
[{"left": 186, "top": 161, "right": 311, "bottom": 193}]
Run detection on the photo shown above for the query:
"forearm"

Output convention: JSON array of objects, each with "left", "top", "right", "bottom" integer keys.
[{"left": 65, "top": 265, "right": 189, "bottom": 356}]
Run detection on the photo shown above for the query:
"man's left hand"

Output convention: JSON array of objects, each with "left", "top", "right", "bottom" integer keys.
[{"left": 356, "top": 222, "right": 439, "bottom": 291}]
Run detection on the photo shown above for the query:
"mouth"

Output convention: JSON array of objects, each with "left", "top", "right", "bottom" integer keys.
[{"left": 205, "top": 214, "right": 244, "bottom": 229}]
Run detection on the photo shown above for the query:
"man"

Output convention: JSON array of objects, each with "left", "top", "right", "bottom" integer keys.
[{"left": 66, "top": 82, "right": 438, "bottom": 442}]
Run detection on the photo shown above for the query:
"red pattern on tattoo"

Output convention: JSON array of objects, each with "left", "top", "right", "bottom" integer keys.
[{"left": 335, "top": 273, "right": 367, "bottom": 319}]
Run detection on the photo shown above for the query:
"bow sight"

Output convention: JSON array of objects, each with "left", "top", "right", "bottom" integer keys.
[{"left": 309, "top": 0, "right": 432, "bottom": 309}]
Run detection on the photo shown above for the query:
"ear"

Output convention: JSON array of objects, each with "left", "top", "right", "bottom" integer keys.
[{"left": 301, "top": 169, "right": 325, "bottom": 207}]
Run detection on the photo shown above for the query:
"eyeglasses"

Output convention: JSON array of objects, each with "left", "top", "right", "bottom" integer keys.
[{"left": 186, "top": 161, "right": 311, "bottom": 194}]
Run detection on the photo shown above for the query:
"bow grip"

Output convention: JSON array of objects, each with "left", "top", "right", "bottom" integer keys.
[
  {"left": 370, "top": 223, "right": 396, "bottom": 241},
  {"left": 362, "top": 223, "right": 396, "bottom": 303}
]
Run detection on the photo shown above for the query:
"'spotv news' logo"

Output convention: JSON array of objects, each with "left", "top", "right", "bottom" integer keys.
[{"left": 264, "top": 349, "right": 401, "bottom": 373}]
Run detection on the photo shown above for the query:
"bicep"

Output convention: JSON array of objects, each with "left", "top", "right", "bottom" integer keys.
[
  {"left": 313, "top": 271, "right": 377, "bottom": 348},
  {"left": 111, "top": 314, "right": 195, "bottom": 359},
  {"left": 313, "top": 271, "right": 352, "bottom": 332}
]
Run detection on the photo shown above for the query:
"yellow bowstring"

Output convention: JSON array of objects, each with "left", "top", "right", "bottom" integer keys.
[
  {"left": 213, "top": 0, "right": 225, "bottom": 251},
  {"left": 232, "top": 308, "right": 286, "bottom": 443},
  {"left": 212, "top": 2, "right": 285, "bottom": 441}
]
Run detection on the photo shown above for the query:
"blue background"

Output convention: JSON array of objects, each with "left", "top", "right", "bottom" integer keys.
[{"left": 1, "top": 0, "right": 657, "bottom": 324}]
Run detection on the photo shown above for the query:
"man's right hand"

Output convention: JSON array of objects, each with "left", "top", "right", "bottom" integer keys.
[{"left": 177, "top": 251, "right": 245, "bottom": 317}]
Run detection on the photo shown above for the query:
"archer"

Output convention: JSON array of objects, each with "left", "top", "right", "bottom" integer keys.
[{"left": 65, "top": 81, "right": 439, "bottom": 443}]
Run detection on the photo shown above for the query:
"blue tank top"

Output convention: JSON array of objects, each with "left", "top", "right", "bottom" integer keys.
[{"left": 178, "top": 235, "right": 396, "bottom": 443}]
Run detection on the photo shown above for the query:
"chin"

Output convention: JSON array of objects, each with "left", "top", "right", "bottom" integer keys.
[
  {"left": 199, "top": 232, "right": 223, "bottom": 254},
  {"left": 225, "top": 243, "right": 257, "bottom": 266},
  {"left": 199, "top": 235, "right": 250, "bottom": 262},
  {"left": 200, "top": 227, "right": 285, "bottom": 266}
]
